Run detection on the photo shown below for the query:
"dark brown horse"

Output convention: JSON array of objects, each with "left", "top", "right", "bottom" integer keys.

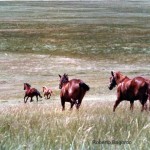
[
  {"left": 24, "top": 83, "right": 42, "bottom": 103},
  {"left": 59, "top": 74, "right": 90, "bottom": 111},
  {"left": 108, "top": 71, "right": 148, "bottom": 112}
]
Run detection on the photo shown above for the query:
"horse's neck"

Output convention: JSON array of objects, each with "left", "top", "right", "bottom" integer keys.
[
  {"left": 63, "top": 82, "right": 68, "bottom": 86},
  {"left": 26, "top": 87, "right": 31, "bottom": 91},
  {"left": 117, "top": 75, "right": 130, "bottom": 84},
  {"left": 62, "top": 81, "right": 69, "bottom": 88}
]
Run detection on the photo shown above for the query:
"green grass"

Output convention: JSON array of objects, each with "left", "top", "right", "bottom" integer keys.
[
  {"left": 0, "top": 1, "right": 150, "bottom": 63},
  {"left": 1, "top": 102, "right": 150, "bottom": 150},
  {"left": 0, "top": 23, "right": 150, "bottom": 63}
]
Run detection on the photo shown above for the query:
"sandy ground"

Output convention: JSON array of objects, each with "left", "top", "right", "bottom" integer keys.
[{"left": 0, "top": 52, "right": 149, "bottom": 109}]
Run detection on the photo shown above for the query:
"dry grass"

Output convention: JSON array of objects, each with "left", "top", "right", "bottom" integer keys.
[{"left": 1, "top": 101, "right": 150, "bottom": 149}]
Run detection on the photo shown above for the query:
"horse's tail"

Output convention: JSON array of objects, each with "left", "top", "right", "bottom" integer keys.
[
  {"left": 79, "top": 82, "right": 90, "bottom": 91},
  {"left": 147, "top": 82, "right": 150, "bottom": 101},
  {"left": 145, "top": 79, "right": 150, "bottom": 100},
  {"left": 144, "top": 80, "right": 150, "bottom": 111},
  {"left": 37, "top": 90, "right": 42, "bottom": 98}
]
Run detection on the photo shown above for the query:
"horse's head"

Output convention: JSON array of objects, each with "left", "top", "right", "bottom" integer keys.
[
  {"left": 108, "top": 71, "right": 117, "bottom": 90},
  {"left": 42, "top": 86, "right": 46, "bottom": 92},
  {"left": 109, "top": 71, "right": 127, "bottom": 90},
  {"left": 24, "top": 83, "right": 31, "bottom": 90},
  {"left": 58, "top": 73, "right": 69, "bottom": 89}
]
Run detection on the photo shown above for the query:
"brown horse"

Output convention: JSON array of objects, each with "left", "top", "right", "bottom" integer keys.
[
  {"left": 144, "top": 78, "right": 150, "bottom": 110},
  {"left": 24, "top": 83, "right": 42, "bottom": 103},
  {"left": 42, "top": 86, "right": 53, "bottom": 99},
  {"left": 108, "top": 71, "right": 148, "bottom": 112},
  {"left": 59, "top": 74, "right": 90, "bottom": 111}
]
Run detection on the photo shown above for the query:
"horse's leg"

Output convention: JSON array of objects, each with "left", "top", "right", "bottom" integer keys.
[
  {"left": 141, "top": 101, "right": 147, "bottom": 112},
  {"left": 75, "top": 99, "right": 80, "bottom": 110},
  {"left": 49, "top": 93, "right": 51, "bottom": 99},
  {"left": 24, "top": 95, "right": 28, "bottom": 103},
  {"left": 113, "top": 99, "right": 121, "bottom": 112},
  {"left": 130, "top": 101, "right": 134, "bottom": 111},
  {"left": 149, "top": 95, "right": 150, "bottom": 111},
  {"left": 47, "top": 94, "right": 50, "bottom": 99},
  {"left": 70, "top": 101, "right": 75, "bottom": 110},
  {"left": 44, "top": 93, "right": 46, "bottom": 99},
  {"left": 144, "top": 103, "right": 148, "bottom": 111},
  {"left": 76, "top": 103, "right": 81, "bottom": 110},
  {"left": 140, "top": 96, "right": 148, "bottom": 112},
  {"left": 141, "top": 103, "right": 145, "bottom": 112},
  {"left": 36, "top": 95, "right": 38, "bottom": 102},
  {"left": 76, "top": 91, "right": 86, "bottom": 110},
  {"left": 61, "top": 98, "right": 65, "bottom": 111},
  {"left": 30, "top": 96, "right": 33, "bottom": 102},
  {"left": 24, "top": 95, "right": 27, "bottom": 103}
]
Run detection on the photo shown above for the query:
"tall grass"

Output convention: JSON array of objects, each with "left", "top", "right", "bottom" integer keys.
[{"left": 1, "top": 102, "right": 150, "bottom": 150}]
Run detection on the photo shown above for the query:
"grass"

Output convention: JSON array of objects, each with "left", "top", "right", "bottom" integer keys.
[
  {"left": 0, "top": 1, "right": 150, "bottom": 62},
  {"left": 1, "top": 101, "right": 150, "bottom": 150},
  {"left": 0, "top": 23, "right": 150, "bottom": 64}
]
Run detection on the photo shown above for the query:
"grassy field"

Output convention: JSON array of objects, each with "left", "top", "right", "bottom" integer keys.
[
  {"left": 0, "top": 1, "right": 150, "bottom": 149},
  {"left": 1, "top": 102, "right": 150, "bottom": 149}
]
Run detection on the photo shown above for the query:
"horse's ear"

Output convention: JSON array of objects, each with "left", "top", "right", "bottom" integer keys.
[
  {"left": 111, "top": 71, "right": 114, "bottom": 77},
  {"left": 58, "top": 74, "right": 61, "bottom": 78}
]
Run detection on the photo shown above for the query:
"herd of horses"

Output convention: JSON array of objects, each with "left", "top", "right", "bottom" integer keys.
[{"left": 24, "top": 72, "right": 150, "bottom": 112}]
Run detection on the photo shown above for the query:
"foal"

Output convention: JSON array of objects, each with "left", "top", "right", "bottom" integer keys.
[
  {"left": 24, "top": 83, "right": 42, "bottom": 103},
  {"left": 108, "top": 71, "right": 148, "bottom": 112},
  {"left": 42, "top": 86, "right": 53, "bottom": 99}
]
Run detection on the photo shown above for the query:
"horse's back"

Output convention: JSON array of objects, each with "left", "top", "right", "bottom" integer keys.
[
  {"left": 30, "top": 88, "right": 38, "bottom": 93},
  {"left": 68, "top": 79, "right": 81, "bottom": 91},
  {"left": 133, "top": 77, "right": 148, "bottom": 96},
  {"left": 27, "top": 88, "right": 40, "bottom": 96},
  {"left": 70, "top": 79, "right": 82, "bottom": 84},
  {"left": 122, "top": 76, "right": 147, "bottom": 90},
  {"left": 68, "top": 79, "right": 82, "bottom": 88},
  {"left": 119, "top": 76, "right": 148, "bottom": 100},
  {"left": 132, "top": 76, "right": 147, "bottom": 85},
  {"left": 61, "top": 79, "right": 87, "bottom": 100}
]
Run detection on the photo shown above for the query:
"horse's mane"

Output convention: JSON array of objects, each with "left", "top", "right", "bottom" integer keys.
[
  {"left": 24, "top": 83, "right": 31, "bottom": 88},
  {"left": 115, "top": 72, "right": 129, "bottom": 84},
  {"left": 63, "top": 73, "right": 69, "bottom": 82}
]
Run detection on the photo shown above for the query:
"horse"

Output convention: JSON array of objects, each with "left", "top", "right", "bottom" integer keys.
[
  {"left": 108, "top": 71, "right": 148, "bottom": 112},
  {"left": 144, "top": 78, "right": 150, "bottom": 110},
  {"left": 58, "top": 74, "right": 90, "bottom": 111},
  {"left": 42, "top": 86, "right": 53, "bottom": 99},
  {"left": 24, "top": 83, "right": 42, "bottom": 103}
]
